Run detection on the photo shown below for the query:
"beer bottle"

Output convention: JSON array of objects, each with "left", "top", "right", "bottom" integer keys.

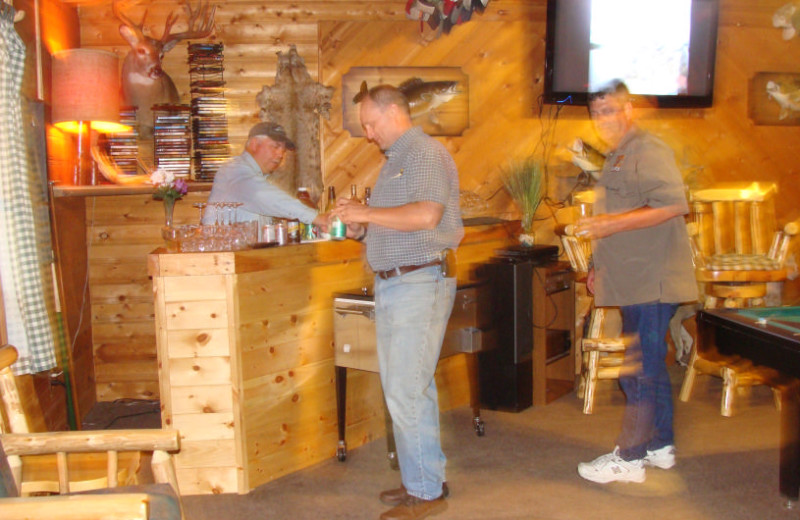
[
  {"left": 363, "top": 187, "right": 371, "bottom": 206},
  {"left": 325, "top": 186, "right": 336, "bottom": 212},
  {"left": 350, "top": 184, "right": 360, "bottom": 204}
]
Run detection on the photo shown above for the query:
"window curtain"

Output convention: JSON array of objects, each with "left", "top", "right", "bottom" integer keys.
[{"left": 0, "top": 4, "right": 56, "bottom": 374}]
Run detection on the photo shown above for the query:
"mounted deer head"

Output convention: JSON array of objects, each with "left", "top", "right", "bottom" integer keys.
[{"left": 113, "top": 0, "right": 215, "bottom": 138}]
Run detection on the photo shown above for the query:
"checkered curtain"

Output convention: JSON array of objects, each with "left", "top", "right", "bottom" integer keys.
[{"left": 0, "top": 6, "right": 56, "bottom": 374}]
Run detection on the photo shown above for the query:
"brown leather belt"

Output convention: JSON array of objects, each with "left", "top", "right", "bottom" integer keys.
[{"left": 376, "top": 259, "right": 442, "bottom": 280}]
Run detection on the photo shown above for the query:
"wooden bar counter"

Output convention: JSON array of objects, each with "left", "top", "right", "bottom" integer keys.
[{"left": 147, "top": 221, "right": 515, "bottom": 495}]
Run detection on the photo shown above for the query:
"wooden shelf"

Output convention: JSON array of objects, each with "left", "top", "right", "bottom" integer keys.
[{"left": 50, "top": 182, "right": 212, "bottom": 198}]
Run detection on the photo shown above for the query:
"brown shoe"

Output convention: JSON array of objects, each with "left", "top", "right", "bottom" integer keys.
[
  {"left": 379, "top": 494, "right": 448, "bottom": 520},
  {"left": 379, "top": 482, "right": 450, "bottom": 506}
]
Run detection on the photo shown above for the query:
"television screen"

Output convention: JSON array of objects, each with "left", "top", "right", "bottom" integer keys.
[{"left": 544, "top": 0, "right": 719, "bottom": 107}]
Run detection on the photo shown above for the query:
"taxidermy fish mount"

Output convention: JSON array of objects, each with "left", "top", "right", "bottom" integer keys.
[
  {"left": 565, "top": 137, "right": 606, "bottom": 177},
  {"left": 353, "top": 78, "right": 462, "bottom": 126},
  {"left": 766, "top": 80, "right": 800, "bottom": 120}
]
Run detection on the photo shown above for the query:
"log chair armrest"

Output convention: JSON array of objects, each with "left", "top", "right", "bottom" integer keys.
[
  {"left": 0, "top": 345, "right": 17, "bottom": 371},
  {"left": 0, "top": 429, "right": 180, "bottom": 456},
  {"left": 0, "top": 493, "right": 150, "bottom": 520}
]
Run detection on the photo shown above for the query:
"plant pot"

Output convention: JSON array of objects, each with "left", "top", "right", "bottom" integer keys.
[{"left": 518, "top": 233, "right": 535, "bottom": 247}]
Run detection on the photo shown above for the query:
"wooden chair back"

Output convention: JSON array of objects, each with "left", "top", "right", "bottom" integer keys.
[
  {"left": 687, "top": 183, "right": 797, "bottom": 307},
  {"left": 691, "top": 189, "right": 777, "bottom": 257}
]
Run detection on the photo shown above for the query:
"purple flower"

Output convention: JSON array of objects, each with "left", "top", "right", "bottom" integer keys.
[{"left": 173, "top": 178, "right": 189, "bottom": 196}]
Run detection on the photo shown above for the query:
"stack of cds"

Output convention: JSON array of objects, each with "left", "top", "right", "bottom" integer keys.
[
  {"left": 152, "top": 104, "right": 193, "bottom": 179},
  {"left": 188, "top": 42, "right": 230, "bottom": 181},
  {"left": 107, "top": 107, "right": 139, "bottom": 175}
]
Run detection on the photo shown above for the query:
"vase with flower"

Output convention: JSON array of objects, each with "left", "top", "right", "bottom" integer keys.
[
  {"left": 501, "top": 156, "right": 544, "bottom": 247},
  {"left": 151, "top": 168, "right": 189, "bottom": 249}
]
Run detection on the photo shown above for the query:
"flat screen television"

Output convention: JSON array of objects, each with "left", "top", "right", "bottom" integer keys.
[{"left": 544, "top": 0, "right": 719, "bottom": 108}]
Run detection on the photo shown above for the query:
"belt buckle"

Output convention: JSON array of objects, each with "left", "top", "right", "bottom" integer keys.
[{"left": 379, "top": 267, "right": 397, "bottom": 280}]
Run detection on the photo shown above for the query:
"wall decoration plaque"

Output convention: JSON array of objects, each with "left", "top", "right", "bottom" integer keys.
[
  {"left": 748, "top": 72, "right": 800, "bottom": 125},
  {"left": 342, "top": 67, "right": 469, "bottom": 137}
]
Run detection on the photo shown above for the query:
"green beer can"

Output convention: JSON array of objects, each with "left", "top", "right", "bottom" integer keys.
[{"left": 330, "top": 216, "right": 346, "bottom": 241}]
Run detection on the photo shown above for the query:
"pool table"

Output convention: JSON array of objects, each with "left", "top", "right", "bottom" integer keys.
[{"left": 697, "top": 306, "right": 800, "bottom": 504}]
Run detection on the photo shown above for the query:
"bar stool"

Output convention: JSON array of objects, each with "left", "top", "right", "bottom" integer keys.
[
  {"left": 557, "top": 221, "right": 627, "bottom": 414},
  {"left": 580, "top": 307, "right": 625, "bottom": 414},
  {"left": 680, "top": 183, "right": 795, "bottom": 416}
]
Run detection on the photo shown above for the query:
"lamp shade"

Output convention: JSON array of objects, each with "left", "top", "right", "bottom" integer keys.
[{"left": 52, "top": 49, "right": 127, "bottom": 133}]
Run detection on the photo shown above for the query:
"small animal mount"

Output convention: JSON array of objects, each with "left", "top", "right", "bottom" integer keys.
[
  {"left": 766, "top": 80, "right": 800, "bottom": 120},
  {"left": 113, "top": 0, "right": 216, "bottom": 138},
  {"left": 256, "top": 45, "right": 334, "bottom": 203},
  {"left": 343, "top": 67, "right": 469, "bottom": 137},
  {"left": 773, "top": 2, "right": 800, "bottom": 40},
  {"left": 748, "top": 72, "right": 800, "bottom": 126}
]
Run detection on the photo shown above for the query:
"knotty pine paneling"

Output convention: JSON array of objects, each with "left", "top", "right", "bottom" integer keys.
[
  {"left": 70, "top": 0, "right": 800, "bottom": 408},
  {"left": 84, "top": 192, "right": 208, "bottom": 402}
]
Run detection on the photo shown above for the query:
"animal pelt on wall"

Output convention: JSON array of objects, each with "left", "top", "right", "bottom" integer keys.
[{"left": 256, "top": 45, "right": 334, "bottom": 204}]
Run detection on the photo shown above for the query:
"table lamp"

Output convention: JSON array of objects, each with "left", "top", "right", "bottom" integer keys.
[{"left": 51, "top": 49, "right": 129, "bottom": 185}]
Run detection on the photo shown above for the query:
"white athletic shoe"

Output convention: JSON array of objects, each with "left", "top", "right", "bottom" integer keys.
[
  {"left": 577, "top": 447, "right": 646, "bottom": 484},
  {"left": 644, "top": 445, "right": 676, "bottom": 469}
]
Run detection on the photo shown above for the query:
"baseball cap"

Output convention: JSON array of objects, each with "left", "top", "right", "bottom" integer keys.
[{"left": 247, "top": 122, "right": 296, "bottom": 150}]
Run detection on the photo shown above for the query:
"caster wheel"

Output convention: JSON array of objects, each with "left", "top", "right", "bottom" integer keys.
[
  {"left": 336, "top": 442, "right": 347, "bottom": 462},
  {"left": 387, "top": 450, "right": 399, "bottom": 470},
  {"left": 473, "top": 417, "right": 485, "bottom": 437}
]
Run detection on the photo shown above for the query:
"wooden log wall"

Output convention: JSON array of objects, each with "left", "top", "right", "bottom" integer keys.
[
  {"left": 64, "top": 0, "right": 800, "bottom": 406},
  {"left": 84, "top": 191, "right": 208, "bottom": 404}
]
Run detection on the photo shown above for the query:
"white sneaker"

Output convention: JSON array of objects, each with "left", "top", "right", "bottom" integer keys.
[
  {"left": 577, "top": 447, "right": 646, "bottom": 484},
  {"left": 644, "top": 445, "right": 676, "bottom": 469}
]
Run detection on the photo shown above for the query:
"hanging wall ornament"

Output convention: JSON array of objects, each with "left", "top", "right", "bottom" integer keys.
[
  {"left": 773, "top": 2, "right": 800, "bottom": 40},
  {"left": 406, "top": 0, "right": 492, "bottom": 38}
]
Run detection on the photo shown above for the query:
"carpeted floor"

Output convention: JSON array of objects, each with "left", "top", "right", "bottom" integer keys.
[{"left": 166, "top": 366, "right": 797, "bottom": 520}]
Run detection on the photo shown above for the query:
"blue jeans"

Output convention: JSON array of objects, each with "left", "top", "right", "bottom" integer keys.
[
  {"left": 616, "top": 302, "right": 678, "bottom": 461},
  {"left": 374, "top": 265, "right": 456, "bottom": 500}
]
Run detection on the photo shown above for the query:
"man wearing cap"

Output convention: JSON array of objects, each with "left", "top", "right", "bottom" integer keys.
[{"left": 202, "top": 122, "right": 327, "bottom": 227}]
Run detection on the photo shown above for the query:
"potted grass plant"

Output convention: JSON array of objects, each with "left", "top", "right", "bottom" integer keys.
[{"left": 502, "top": 156, "right": 545, "bottom": 246}]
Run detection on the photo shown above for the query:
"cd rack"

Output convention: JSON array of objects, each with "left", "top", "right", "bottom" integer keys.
[
  {"left": 188, "top": 42, "right": 230, "bottom": 181},
  {"left": 106, "top": 106, "right": 139, "bottom": 176},
  {"left": 152, "top": 104, "right": 193, "bottom": 179}
]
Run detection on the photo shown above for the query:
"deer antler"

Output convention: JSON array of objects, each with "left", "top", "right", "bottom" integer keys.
[
  {"left": 160, "top": 0, "right": 216, "bottom": 49},
  {"left": 112, "top": 0, "right": 148, "bottom": 41}
]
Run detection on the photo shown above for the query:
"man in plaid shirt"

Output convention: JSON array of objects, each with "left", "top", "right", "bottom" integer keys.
[{"left": 333, "top": 85, "right": 463, "bottom": 520}]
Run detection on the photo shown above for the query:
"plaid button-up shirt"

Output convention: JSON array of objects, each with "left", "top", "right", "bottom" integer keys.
[{"left": 365, "top": 126, "right": 464, "bottom": 272}]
